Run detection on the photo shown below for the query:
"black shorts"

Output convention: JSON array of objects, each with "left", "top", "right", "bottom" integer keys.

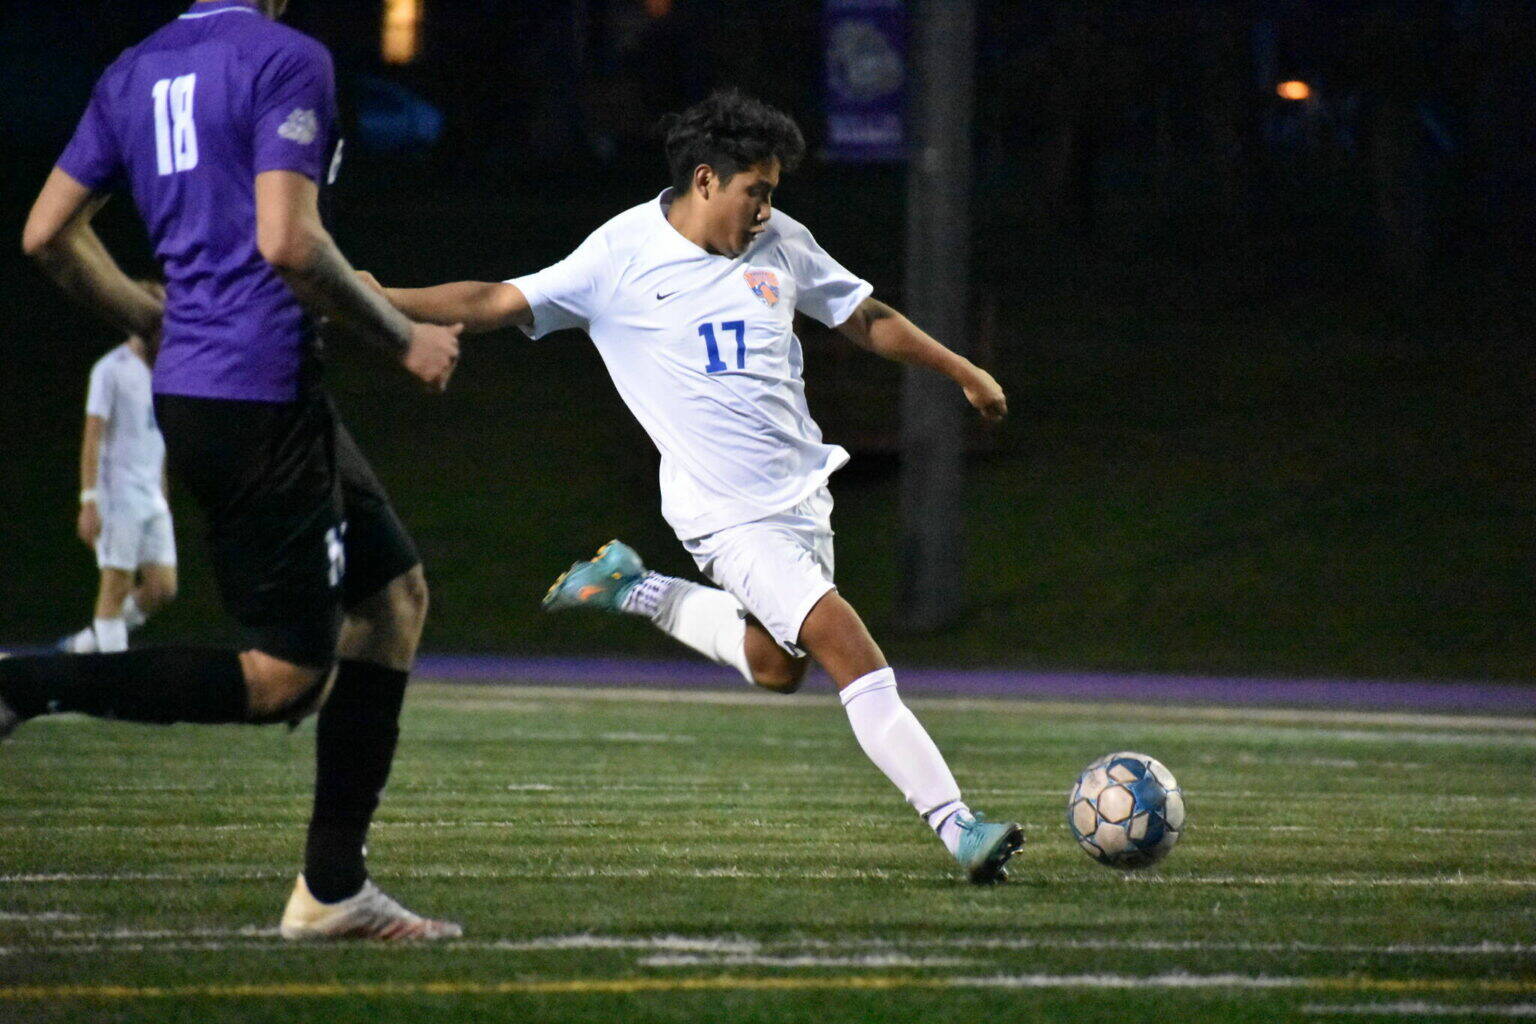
[{"left": 156, "top": 390, "right": 420, "bottom": 668}]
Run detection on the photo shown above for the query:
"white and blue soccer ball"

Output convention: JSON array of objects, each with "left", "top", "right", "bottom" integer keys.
[{"left": 1067, "top": 751, "right": 1185, "bottom": 870}]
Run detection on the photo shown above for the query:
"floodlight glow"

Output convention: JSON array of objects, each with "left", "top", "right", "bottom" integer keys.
[
  {"left": 1277, "top": 80, "right": 1311, "bottom": 101},
  {"left": 382, "top": 0, "right": 421, "bottom": 65}
]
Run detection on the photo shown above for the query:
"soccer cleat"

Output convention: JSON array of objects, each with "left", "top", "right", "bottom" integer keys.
[
  {"left": 954, "top": 812, "right": 1025, "bottom": 885},
  {"left": 541, "top": 539, "right": 646, "bottom": 613},
  {"left": 279, "top": 875, "right": 462, "bottom": 941}
]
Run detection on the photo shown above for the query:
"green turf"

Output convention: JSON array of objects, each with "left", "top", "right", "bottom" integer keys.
[{"left": 1, "top": 682, "right": 1532, "bottom": 1022}]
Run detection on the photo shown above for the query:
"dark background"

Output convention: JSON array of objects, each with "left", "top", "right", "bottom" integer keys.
[{"left": 2, "top": 0, "right": 1532, "bottom": 681}]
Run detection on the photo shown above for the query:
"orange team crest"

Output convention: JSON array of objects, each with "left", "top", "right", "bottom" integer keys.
[{"left": 744, "top": 268, "right": 781, "bottom": 307}]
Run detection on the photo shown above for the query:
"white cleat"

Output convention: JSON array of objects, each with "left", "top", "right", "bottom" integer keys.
[{"left": 279, "top": 874, "right": 462, "bottom": 942}]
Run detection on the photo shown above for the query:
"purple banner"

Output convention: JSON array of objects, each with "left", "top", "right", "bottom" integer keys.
[{"left": 824, "top": 0, "right": 907, "bottom": 162}]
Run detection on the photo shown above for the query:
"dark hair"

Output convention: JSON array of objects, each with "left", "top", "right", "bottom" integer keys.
[{"left": 660, "top": 90, "right": 806, "bottom": 195}]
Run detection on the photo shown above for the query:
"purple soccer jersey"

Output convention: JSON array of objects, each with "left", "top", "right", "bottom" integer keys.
[{"left": 56, "top": 0, "right": 339, "bottom": 402}]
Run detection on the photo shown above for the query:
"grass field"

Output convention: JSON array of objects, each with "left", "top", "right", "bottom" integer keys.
[{"left": 1, "top": 680, "right": 1532, "bottom": 1023}]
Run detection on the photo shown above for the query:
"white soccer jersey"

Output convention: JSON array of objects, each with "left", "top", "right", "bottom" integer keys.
[
  {"left": 510, "top": 189, "right": 873, "bottom": 539},
  {"left": 85, "top": 343, "right": 168, "bottom": 515}
]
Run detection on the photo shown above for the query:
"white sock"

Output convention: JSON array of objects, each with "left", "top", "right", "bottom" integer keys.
[
  {"left": 92, "top": 617, "right": 129, "bottom": 653},
  {"left": 623, "top": 573, "right": 754, "bottom": 684},
  {"left": 121, "top": 594, "right": 148, "bottom": 630},
  {"left": 65, "top": 627, "right": 98, "bottom": 654},
  {"left": 839, "top": 668, "right": 968, "bottom": 854}
]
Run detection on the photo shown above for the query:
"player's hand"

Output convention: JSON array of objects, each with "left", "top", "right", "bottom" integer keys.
[
  {"left": 77, "top": 501, "right": 102, "bottom": 546},
  {"left": 962, "top": 366, "right": 1008, "bottom": 422},
  {"left": 356, "top": 270, "right": 386, "bottom": 297},
  {"left": 403, "top": 320, "right": 462, "bottom": 392}
]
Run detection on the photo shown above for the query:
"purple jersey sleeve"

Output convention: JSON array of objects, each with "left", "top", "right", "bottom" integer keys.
[
  {"left": 57, "top": 85, "right": 122, "bottom": 191},
  {"left": 251, "top": 38, "right": 336, "bottom": 182}
]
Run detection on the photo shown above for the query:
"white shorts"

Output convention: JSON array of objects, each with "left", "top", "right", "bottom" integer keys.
[
  {"left": 683, "top": 485, "right": 835, "bottom": 655},
  {"left": 96, "top": 504, "right": 176, "bottom": 572}
]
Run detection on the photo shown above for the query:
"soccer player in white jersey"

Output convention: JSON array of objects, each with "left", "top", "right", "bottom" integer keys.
[
  {"left": 60, "top": 286, "right": 178, "bottom": 655},
  {"left": 366, "top": 91, "right": 1023, "bottom": 883}
]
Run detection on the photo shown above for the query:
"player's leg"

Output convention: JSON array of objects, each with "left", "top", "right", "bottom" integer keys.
[
  {"left": 127, "top": 563, "right": 178, "bottom": 626},
  {"left": 797, "top": 589, "right": 1022, "bottom": 883},
  {"left": 121, "top": 510, "right": 178, "bottom": 633},
  {"left": 59, "top": 506, "right": 142, "bottom": 654},
  {"left": 281, "top": 416, "right": 458, "bottom": 940},
  {"left": 60, "top": 564, "right": 133, "bottom": 654},
  {"left": 544, "top": 540, "right": 809, "bottom": 692},
  {"left": 0, "top": 397, "right": 337, "bottom": 734},
  {"left": 89, "top": 568, "right": 134, "bottom": 652}
]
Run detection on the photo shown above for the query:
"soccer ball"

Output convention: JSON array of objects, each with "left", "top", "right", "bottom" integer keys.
[{"left": 1067, "top": 751, "right": 1185, "bottom": 869}]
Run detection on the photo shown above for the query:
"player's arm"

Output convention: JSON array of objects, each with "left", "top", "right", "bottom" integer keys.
[
  {"left": 358, "top": 273, "right": 532, "bottom": 335},
  {"left": 835, "top": 296, "right": 1007, "bottom": 421},
  {"left": 76, "top": 413, "right": 105, "bottom": 547},
  {"left": 254, "top": 170, "right": 461, "bottom": 391},
  {"left": 22, "top": 169, "right": 163, "bottom": 339}
]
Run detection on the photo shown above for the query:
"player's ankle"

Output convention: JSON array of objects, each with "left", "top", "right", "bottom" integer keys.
[{"left": 619, "top": 571, "right": 681, "bottom": 618}]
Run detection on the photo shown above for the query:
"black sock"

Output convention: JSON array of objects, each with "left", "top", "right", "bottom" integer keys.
[
  {"left": 0, "top": 648, "right": 247, "bottom": 724},
  {"left": 304, "top": 660, "right": 409, "bottom": 903}
]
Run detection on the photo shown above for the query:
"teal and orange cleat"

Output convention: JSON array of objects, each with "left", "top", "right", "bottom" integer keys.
[
  {"left": 541, "top": 540, "right": 647, "bottom": 613},
  {"left": 955, "top": 812, "right": 1025, "bottom": 885}
]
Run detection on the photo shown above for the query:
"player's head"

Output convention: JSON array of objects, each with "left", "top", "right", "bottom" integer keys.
[{"left": 661, "top": 90, "right": 805, "bottom": 258}]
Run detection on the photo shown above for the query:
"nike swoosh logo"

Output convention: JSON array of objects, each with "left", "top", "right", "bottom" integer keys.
[{"left": 656, "top": 291, "right": 677, "bottom": 301}]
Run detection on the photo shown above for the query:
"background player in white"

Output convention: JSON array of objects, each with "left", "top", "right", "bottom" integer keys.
[
  {"left": 364, "top": 91, "right": 1023, "bottom": 883},
  {"left": 61, "top": 282, "right": 178, "bottom": 655}
]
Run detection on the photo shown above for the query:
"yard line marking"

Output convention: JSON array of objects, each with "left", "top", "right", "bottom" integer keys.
[
  {"left": 416, "top": 685, "right": 1536, "bottom": 731},
  {"left": 1115, "top": 875, "right": 1536, "bottom": 889},
  {"left": 928, "top": 938, "right": 1536, "bottom": 956},
  {"left": 644, "top": 954, "right": 979, "bottom": 968},
  {"left": 1302, "top": 1003, "right": 1536, "bottom": 1018},
  {"left": 4, "top": 974, "right": 1535, "bottom": 1001},
  {"left": 18, "top": 929, "right": 1534, "bottom": 958},
  {"left": 0, "top": 912, "right": 85, "bottom": 921},
  {"left": 4, "top": 869, "right": 1534, "bottom": 887}
]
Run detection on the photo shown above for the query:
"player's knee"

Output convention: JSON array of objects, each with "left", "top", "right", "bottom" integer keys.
[
  {"left": 141, "top": 578, "right": 178, "bottom": 609},
  {"left": 241, "top": 656, "right": 332, "bottom": 724},
  {"left": 379, "top": 568, "right": 430, "bottom": 641},
  {"left": 360, "top": 566, "right": 429, "bottom": 639},
  {"left": 753, "top": 655, "right": 810, "bottom": 694}
]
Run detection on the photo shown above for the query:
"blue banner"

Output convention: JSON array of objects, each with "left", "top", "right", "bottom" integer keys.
[{"left": 824, "top": 0, "right": 907, "bottom": 162}]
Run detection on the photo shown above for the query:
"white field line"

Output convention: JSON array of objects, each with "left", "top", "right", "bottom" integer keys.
[
  {"left": 415, "top": 685, "right": 1536, "bottom": 732},
  {"left": 15, "top": 931, "right": 1533, "bottom": 960},
  {"left": 0, "top": 912, "right": 85, "bottom": 922},
  {"left": 0, "top": 820, "right": 1518, "bottom": 840},
  {"left": 494, "top": 731, "right": 698, "bottom": 744},
  {"left": 1302, "top": 1003, "right": 1536, "bottom": 1018},
  {"left": 900, "top": 938, "right": 1536, "bottom": 957},
  {"left": 950, "top": 972, "right": 1307, "bottom": 989},
  {"left": 1195, "top": 754, "right": 1433, "bottom": 769},
  {"left": 2, "top": 868, "right": 1533, "bottom": 887},
  {"left": 639, "top": 954, "right": 978, "bottom": 969}
]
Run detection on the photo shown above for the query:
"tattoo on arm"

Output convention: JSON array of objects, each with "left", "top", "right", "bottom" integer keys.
[
  {"left": 860, "top": 298, "right": 897, "bottom": 325},
  {"left": 278, "top": 237, "right": 413, "bottom": 358}
]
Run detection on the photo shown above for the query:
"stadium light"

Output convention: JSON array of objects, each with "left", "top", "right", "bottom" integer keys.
[
  {"left": 1276, "top": 80, "right": 1311, "bottom": 101},
  {"left": 382, "top": 0, "right": 422, "bottom": 65}
]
